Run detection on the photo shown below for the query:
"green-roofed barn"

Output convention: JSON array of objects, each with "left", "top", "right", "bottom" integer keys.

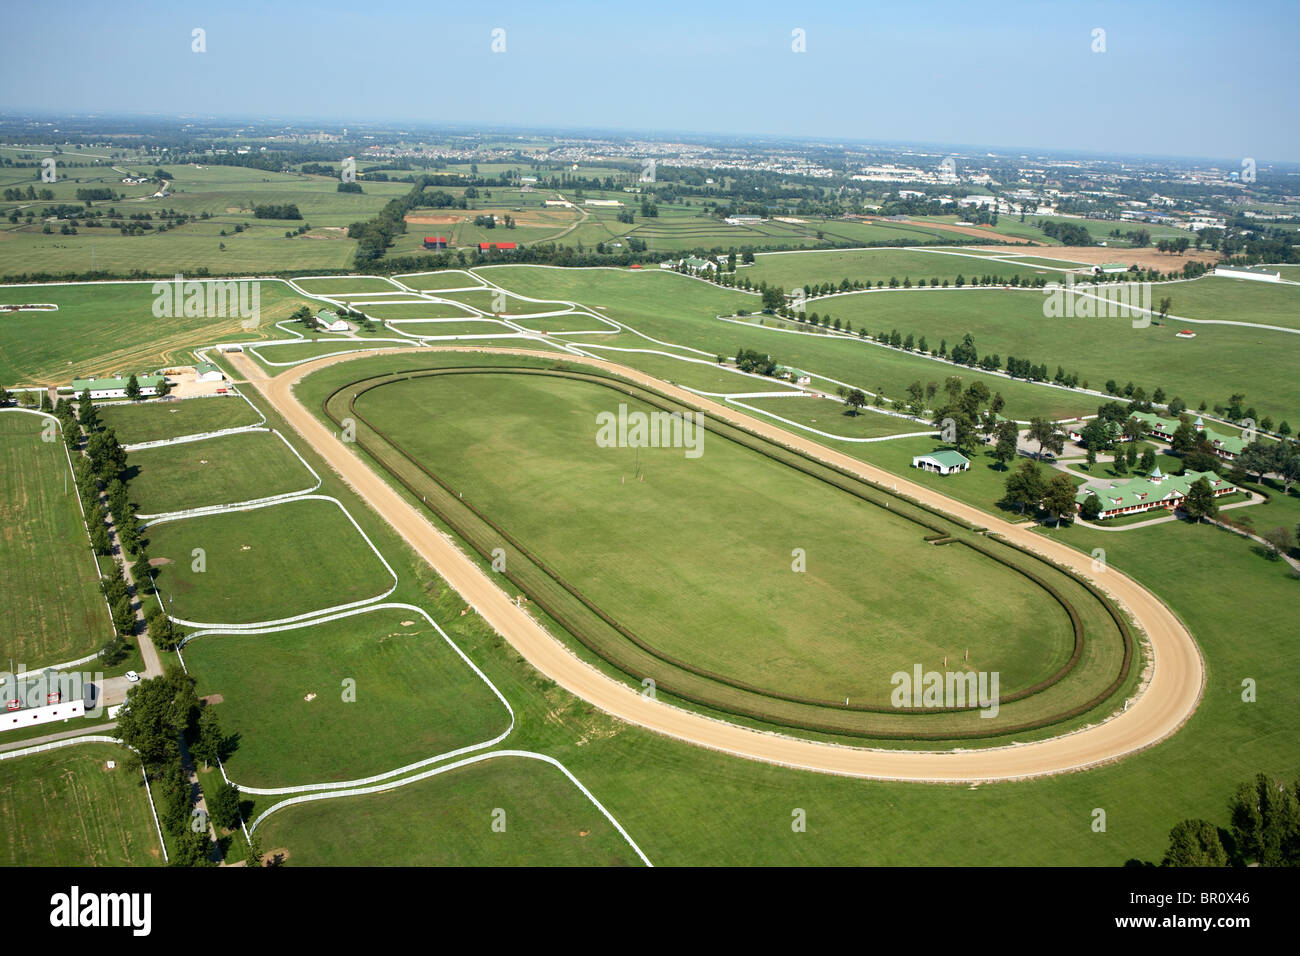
[
  {"left": 912, "top": 449, "right": 971, "bottom": 475},
  {"left": 69, "top": 373, "right": 165, "bottom": 400},
  {"left": 1076, "top": 469, "right": 1236, "bottom": 520}
]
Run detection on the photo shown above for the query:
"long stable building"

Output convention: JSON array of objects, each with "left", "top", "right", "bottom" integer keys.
[
  {"left": 1076, "top": 466, "right": 1236, "bottom": 520},
  {"left": 1130, "top": 411, "right": 1246, "bottom": 460}
]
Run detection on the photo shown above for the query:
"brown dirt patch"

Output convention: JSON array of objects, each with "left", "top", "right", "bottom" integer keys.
[
  {"left": 405, "top": 215, "right": 462, "bottom": 225},
  {"left": 201, "top": 694, "right": 224, "bottom": 705},
  {"left": 149, "top": 557, "right": 174, "bottom": 566}
]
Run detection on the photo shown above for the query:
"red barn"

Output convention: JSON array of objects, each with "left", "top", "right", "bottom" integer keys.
[
  {"left": 629, "top": 263, "right": 642, "bottom": 269},
  {"left": 423, "top": 236, "right": 448, "bottom": 250},
  {"left": 478, "top": 242, "right": 518, "bottom": 252}
]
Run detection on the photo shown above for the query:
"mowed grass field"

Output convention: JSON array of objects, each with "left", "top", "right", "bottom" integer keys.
[
  {"left": 146, "top": 497, "right": 392, "bottom": 625},
  {"left": 737, "top": 395, "right": 929, "bottom": 439},
  {"left": 255, "top": 755, "right": 643, "bottom": 866},
  {"left": 745, "top": 247, "right": 1071, "bottom": 290},
  {"left": 1165, "top": 274, "right": 1300, "bottom": 330},
  {"left": 97, "top": 396, "right": 262, "bottom": 444},
  {"left": 126, "top": 429, "right": 314, "bottom": 515},
  {"left": 0, "top": 744, "right": 163, "bottom": 866},
  {"left": 181, "top": 608, "right": 508, "bottom": 790},
  {"left": 354, "top": 371, "right": 1074, "bottom": 705},
  {"left": 821, "top": 286, "right": 1300, "bottom": 425},
  {"left": 0, "top": 280, "right": 310, "bottom": 386},
  {"left": 0, "top": 412, "right": 108, "bottom": 664},
  {"left": 481, "top": 266, "right": 1097, "bottom": 420},
  {"left": 394, "top": 270, "right": 486, "bottom": 291}
]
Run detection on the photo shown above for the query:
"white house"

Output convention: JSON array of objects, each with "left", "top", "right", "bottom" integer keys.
[
  {"left": 316, "top": 310, "right": 351, "bottom": 333},
  {"left": 193, "top": 362, "right": 225, "bottom": 383}
]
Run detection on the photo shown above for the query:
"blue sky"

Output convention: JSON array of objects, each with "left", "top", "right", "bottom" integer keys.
[{"left": 1, "top": 0, "right": 1295, "bottom": 161}]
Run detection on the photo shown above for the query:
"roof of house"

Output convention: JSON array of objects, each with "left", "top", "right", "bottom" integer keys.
[
  {"left": 71, "top": 374, "right": 164, "bottom": 391},
  {"left": 423, "top": 236, "right": 447, "bottom": 243},
  {"left": 194, "top": 362, "right": 221, "bottom": 376},
  {"left": 917, "top": 450, "right": 971, "bottom": 468},
  {"left": 1077, "top": 469, "right": 1233, "bottom": 510},
  {"left": 478, "top": 241, "right": 518, "bottom": 250}
]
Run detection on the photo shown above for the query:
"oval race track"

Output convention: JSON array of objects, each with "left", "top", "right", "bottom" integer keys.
[{"left": 231, "top": 347, "right": 1206, "bottom": 783}]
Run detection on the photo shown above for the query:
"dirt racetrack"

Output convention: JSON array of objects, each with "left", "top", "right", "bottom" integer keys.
[{"left": 231, "top": 347, "right": 1205, "bottom": 783}]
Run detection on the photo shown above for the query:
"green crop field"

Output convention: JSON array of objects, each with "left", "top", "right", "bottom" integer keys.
[
  {"left": 97, "top": 396, "right": 262, "bottom": 444},
  {"left": 0, "top": 411, "right": 109, "bottom": 665},
  {"left": 255, "top": 755, "right": 643, "bottom": 866},
  {"left": 0, "top": 281, "right": 311, "bottom": 386},
  {"left": 146, "top": 496, "right": 393, "bottom": 625},
  {"left": 126, "top": 429, "right": 314, "bottom": 515},
  {"left": 0, "top": 744, "right": 164, "bottom": 866},
  {"left": 181, "top": 608, "right": 508, "bottom": 789}
]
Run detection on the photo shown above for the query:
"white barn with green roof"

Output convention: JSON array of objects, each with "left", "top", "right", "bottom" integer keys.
[
  {"left": 70, "top": 373, "right": 165, "bottom": 399},
  {"left": 1076, "top": 467, "right": 1236, "bottom": 520},
  {"left": 912, "top": 450, "right": 970, "bottom": 475}
]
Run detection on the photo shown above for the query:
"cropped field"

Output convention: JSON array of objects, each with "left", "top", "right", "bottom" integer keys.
[
  {"left": 0, "top": 744, "right": 163, "bottom": 866},
  {"left": 182, "top": 608, "right": 508, "bottom": 789},
  {"left": 361, "top": 301, "right": 481, "bottom": 321},
  {"left": 146, "top": 496, "right": 392, "bottom": 625},
  {"left": 98, "top": 396, "right": 261, "bottom": 444},
  {"left": 293, "top": 277, "right": 404, "bottom": 295},
  {"left": 126, "top": 429, "right": 314, "bottom": 515},
  {"left": 1165, "top": 275, "right": 1300, "bottom": 330},
  {"left": 386, "top": 320, "right": 513, "bottom": 337},
  {"left": 0, "top": 411, "right": 108, "bottom": 664}
]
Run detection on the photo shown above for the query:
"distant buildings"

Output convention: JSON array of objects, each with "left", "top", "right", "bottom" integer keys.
[
  {"left": 422, "top": 236, "right": 448, "bottom": 250},
  {"left": 478, "top": 242, "right": 518, "bottom": 252}
]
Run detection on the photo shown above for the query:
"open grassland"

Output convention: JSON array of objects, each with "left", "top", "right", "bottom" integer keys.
[
  {"left": 98, "top": 396, "right": 260, "bottom": 444},
  {"left": 182, "top": 608, "right": 508, "bottom": 790},
  {"left": 293, "top": 276, "right": 404, "bottom": 296},
  {"left": 246, "top": 340, "right": 421, "bottom": 369},
  {"left": 385, "top": 320, "right": 513, "bottom": 337},
  {"left": 354, "top": 371, "right": 1075, "bottom": 707},
  {"left": 820, "top": 286, "right": 1299, "bottom": 425},
  {"left": 146, "top": 496, "right": 392, "bottom": 625},
  {"left": 126, "top": 429, "right": 314, "bottom": 515},
  {"left": 745, "top": 247, "right": 1070, "bottom": 289},
  {"left": 483, "top": 266, "right": 1097, "bottom": 420},
  {"left": 0, "top": 281, "right": 308, "bottom": 386},
  {"left": 0, "top": 744, "right": 163, "bottom": 866},
  {"left": 394, "top": 270, "right": 486, "bottom": 291},
  {"left": 0, "top": 412, "right": 108, "bottom": 664},
  {"left": 1165, "top": 275, "right": 1300, "bottom": 330},
  {"left": 256, "top": 755, "right": 642, "bottom": 866},
  {"left": 577, "top": 348, "right": 795, "bottom": 394},
  {"left": 737, "top": 395, "right": 928, "bottom": 439},
  {"left": 361, "top": 301, "right": 481, "bottom": 321}
]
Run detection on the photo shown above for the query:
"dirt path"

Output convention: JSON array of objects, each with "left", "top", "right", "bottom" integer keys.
[{"left": 230, "top": 347, "right": 1205, "bottom": 783}]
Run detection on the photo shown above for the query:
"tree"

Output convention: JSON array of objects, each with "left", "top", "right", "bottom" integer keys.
[
  {"left": 125, "top": 374, "right": 141, "bottom": 401},
  {"left": 843, "top": 388, "right": 867, "bottom": 416},
  {"left": 1260, "top": 526, "right": 1294, "bottom": 561},
  {"left": 1080, "top": 419, "right": 1115, "bottom": 452},
  {"left": 1026, "top": 417, "right": 1064, "bottom": 460},
  {"left": 992, "top": 420, "right": 1019, "bottom": 470},
  {"left": 210, "top": 782, "right": 242, "bottom": 831},
  {"left": 1139, "top": 448, "right": 1156, "bottom": 473},
  {"left": 1042, "top": 472, "right": 1079, "bottom": 526},
  {"left": 1079, "top": 493, "right": 1102, "bottom": 521},
  {"left": 1228, "top": 773, "right": 1300, "bottom": 866},
  {"left": 1238, "top": 441, "right": 1276, "bottom": 483},
  {"left": 1182, "top": 476, "right": 1218, "bottom": 523},
  {"left": 115, "top": 666, "right": 200, "bottom": 772},
  {"left": 1162, "top": 820, "right": 1228, "bottom": 867},
  {"left": 1003, "top": 460, "right": 1045, "bottom": 515},
  {"left": 191, "top": 707, "right": 225, "bottom": 770}
]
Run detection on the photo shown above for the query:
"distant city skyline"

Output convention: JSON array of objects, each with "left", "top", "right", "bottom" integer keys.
[{"left": 1, "top": 0, "right": 1296, "bottom": 162}]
